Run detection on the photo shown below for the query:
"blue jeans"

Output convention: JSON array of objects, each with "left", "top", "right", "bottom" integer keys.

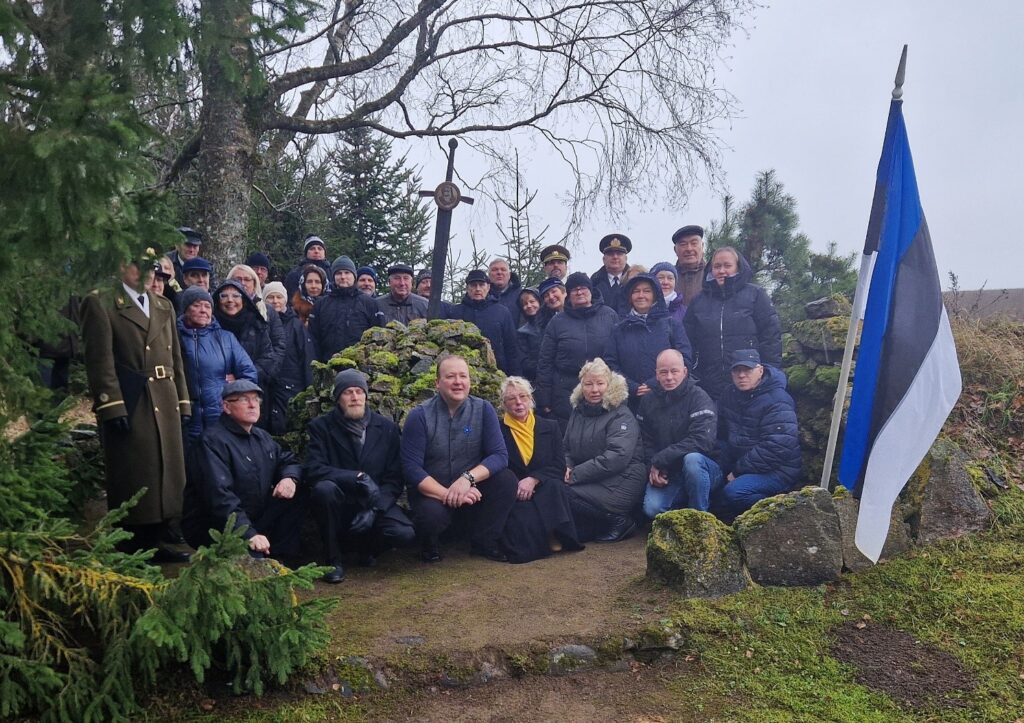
[
  {"left": 642, "top": 452, "right": 723, "bottom": 519},
  {"left": 710, "top": 466, "right": 791, "bottom": 522}
]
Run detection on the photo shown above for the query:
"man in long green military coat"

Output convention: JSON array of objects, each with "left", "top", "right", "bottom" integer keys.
[{"left": 80, "top": 260, "right": 192, "bottom": 562}]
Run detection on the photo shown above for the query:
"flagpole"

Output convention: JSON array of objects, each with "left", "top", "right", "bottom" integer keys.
[{"left": 819, "top": 45, "right": 908, "bottom": 489}]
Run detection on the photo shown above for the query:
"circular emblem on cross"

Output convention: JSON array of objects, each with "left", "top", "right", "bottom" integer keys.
[{"left": 434, "top": 181, "right": 461, "bottom": 211}]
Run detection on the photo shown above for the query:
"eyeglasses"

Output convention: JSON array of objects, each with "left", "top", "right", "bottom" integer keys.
[{"left": 219, "top": 292, "right": 243, "bottom": 301}]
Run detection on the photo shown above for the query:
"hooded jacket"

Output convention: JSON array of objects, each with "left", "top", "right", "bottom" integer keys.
[
  {"left": 604, "top": 275, "right": 693, "bottom": 404},
  {"left": 718, "top": 365, "right": 802, "bottom": 485},
  {"left": 284, "top": 256, "right": 331, "bottom": 299},
  {"left": 176, "top": 315, "right": 259, "bottom": 440},
  {"left": 516, "top": 306, "right": 555, "bottom": 382},
  {"left": 563, "top": 370, "right": 646, "bottom": 516},
  {"left": 682, "top": 252, "right": 782, "bottom": 400},
  {"left": 307, "top": 283, "right": 384, "bottom": 361},
  {"left": 214, "top": 279, "right": 281, "bottom": 389},
  {"left": 535, "top": 291, "right": 619, "bottom": 422},
  {"left": 451, "top": 294, "right": 521, "bottom": 375},
  {"left": 636, "top": 376, "right": 717, "bottom": 475}
]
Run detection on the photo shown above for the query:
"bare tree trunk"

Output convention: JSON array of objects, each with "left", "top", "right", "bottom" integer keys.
[{"left": 197, "top": 0, "right": 260, "bottom": 273}]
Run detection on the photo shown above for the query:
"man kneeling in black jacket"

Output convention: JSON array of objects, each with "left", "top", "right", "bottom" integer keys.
[
  {"left": 183, "top": 380, "right": 305, "bottom": 562},
  {"left": 305, "top": 370, "right": 416, "bottom": 583}
]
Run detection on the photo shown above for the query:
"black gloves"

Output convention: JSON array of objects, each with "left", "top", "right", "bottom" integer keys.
[
  {"left": 354, "top": 475, "right": 382, "bottom": 511},
  {"left": 104, "top": 416, "right": 131, "bottom": 434},
  {"left": 349, "top": 509, "right": 377, "bottom": 535}
]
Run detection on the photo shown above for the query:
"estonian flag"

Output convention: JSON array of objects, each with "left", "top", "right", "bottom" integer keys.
[{"left": 838, "top": 94, "right": 962, "bottom": 563}]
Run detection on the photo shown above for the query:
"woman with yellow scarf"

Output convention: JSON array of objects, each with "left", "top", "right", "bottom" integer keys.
[{"left": 498, "top": 376, "right": 583, "bottom": 562}]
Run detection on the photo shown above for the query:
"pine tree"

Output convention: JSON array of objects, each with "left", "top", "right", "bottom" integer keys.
[
  {"left": 706, "top": 171, "right": 857, "bottom": 326},
  {"left": 493, "top": 153, "right": 557, "bottom": 290},
  {"left": 326, "top": 127, "right": 432, "bottom": 270}
]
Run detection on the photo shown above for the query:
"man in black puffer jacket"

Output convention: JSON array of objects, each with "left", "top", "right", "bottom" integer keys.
[
  {"left": 637, "top": 350, "right": 718, "bottom": 518},
  {"left": 686, "top": 349, "right": 802, "bottom": 521},
  {"left": 451, "top": 270, "right": 520, "bottom": 375},
  {"left": 308, "top": 255, "right": 385, "bottom": 362},
  {"left": 683, "top": 248, "right": 782, "bottom": 400}
]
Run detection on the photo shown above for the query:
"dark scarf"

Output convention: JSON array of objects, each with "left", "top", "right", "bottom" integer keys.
[
  {"left": 215, "top": 305, "right": 258, "bottom": 335},
  {"left": 337, "top": 408, "right": 370, "bottom": 454}
]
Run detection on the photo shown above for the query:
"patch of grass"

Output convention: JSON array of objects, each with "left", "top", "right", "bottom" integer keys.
[{"left": 662, "top": 487, "right": 1024, "bottom": 721}]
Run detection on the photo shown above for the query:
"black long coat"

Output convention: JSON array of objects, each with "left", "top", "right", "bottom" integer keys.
[
  {"left": 499, "top": 414, "right": 581, "bottom": 562},
  {"left": 304, "top": 407, "right": 405, "bottom": 511}
]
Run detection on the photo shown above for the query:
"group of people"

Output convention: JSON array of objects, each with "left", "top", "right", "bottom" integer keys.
[{"left": 79, "top": 222, "right": 803, "bottom": 581}]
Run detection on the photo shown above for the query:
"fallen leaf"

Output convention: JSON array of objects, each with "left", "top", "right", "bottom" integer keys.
[
  {"left": 199, "top": 699, "right": 216, "bottom": 712},
  {"left": 862, "top": 613, "right": 872, "bottom": 621},
  {"left": 840, "top": 608, "right": 850, "bottom": 616},
  {"left": 855, "top": 621, "right": 867, "bottom": 630},
  {"left": 745, "top": 649, "right": 754, "bottom": 658}
]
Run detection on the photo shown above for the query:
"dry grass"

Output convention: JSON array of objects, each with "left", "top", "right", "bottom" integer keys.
[{"left": 946, "top": 317, "right": 1024, "bottom": 478}]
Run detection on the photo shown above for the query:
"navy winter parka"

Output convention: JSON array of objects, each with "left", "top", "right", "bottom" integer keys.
[
  {"left": 307, "top": 284, "right": 384, "bottom": 361},
  {"left": 718, "top": 365, "right": 802, "bottom": 486},
  {"left": 535, "top": 293, "right": 619, "bottom": 422},
  {"left": 451, "top": 295, "right": 521, "bottom": 376},
  {"left": 266, "top": 307, "right": 314, "bottom": 434},
  {"left": 176, "top": 316, "right": 259, "bottom": 440},
  {"left": 683, "top": 252, "right": 782, "bottom": 400},
  {"left": 604, "top": 275, "right": 693, "bottom": 405}
]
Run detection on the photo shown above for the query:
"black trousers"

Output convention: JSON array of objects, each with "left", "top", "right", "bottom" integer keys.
[
  {"left": 309, "top": 480, "right": 416, "bottom": 564},
  {"left": 565, "top": 488, "right": 614, "bottom": 543},
  {"left": 410, "top": 468, "right": 518, "bottom": 548},
  {"left": 183, "top": 494, "right": 306, "bottom": 560}
]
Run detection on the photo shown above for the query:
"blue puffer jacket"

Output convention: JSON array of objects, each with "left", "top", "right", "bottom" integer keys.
[
  {"left": 718, "top": 365, "right": 802, "bottom": 486},
  {"left": 177, "top": 316, "right": 259, "bottom": 440},
  {"left": 451, "top": 295, "right": 521, "bottom": 375},
  {"left": 605, "top": 275, "right": 693, "bottom": 405},
  {"left": 683, "top": 252, "right": 782, "bottom": 400}
]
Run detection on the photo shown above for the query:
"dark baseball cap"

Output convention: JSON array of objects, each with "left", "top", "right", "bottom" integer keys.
[{"left": 731, "top": 349, "right": 762, "bottom": 369}]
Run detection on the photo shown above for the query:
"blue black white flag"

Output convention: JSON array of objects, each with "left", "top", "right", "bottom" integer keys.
[{"left": 838, "top": 97, "right": 962, "bottom": 563}]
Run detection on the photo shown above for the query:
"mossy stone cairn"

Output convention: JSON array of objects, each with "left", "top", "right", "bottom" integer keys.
[{"left": 283, "top": 319, "right": 507, "bottom": 453}]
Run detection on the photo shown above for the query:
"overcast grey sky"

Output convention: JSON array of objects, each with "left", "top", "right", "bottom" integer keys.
[{"left": 409, "top": 1, "right": 1023, "bottom": 291}]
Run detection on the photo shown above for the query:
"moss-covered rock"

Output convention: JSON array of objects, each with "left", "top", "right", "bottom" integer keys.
[
  {"left": 790, "top": 316, "right": 852, "bottom": 357},
  {"left": 646, "top": 509, "right": 751, "bottom": 598},
  {"left": 734, "top": 486, "right": 843, "bottom": 586},
  {"left": 905, "top": 438, "right": 993, "bottom": 545},
  {"left": 805, "top": 294, "right": 853, "bottom": 320}
]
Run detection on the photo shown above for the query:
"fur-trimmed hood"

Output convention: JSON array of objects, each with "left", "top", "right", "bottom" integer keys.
[{"left": 569, "top": 364, "right": 629, "bottom": 410}]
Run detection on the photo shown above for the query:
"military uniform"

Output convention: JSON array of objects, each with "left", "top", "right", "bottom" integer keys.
[{"left": 80, "top": 284, "right": 191, "bottom": 527}]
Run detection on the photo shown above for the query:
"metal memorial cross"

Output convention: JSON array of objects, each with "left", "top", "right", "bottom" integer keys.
[{"left": 418, "top": 138, "right": 474, "bottom": 319}]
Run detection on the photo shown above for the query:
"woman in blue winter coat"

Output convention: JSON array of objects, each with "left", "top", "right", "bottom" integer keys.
[
  {"left": 683, "top": 247, "right": 782, "bottom": 400},
  {"left": 605, "top": 273, "right": 692, "bottom": 410},
  {"left": 176, "top": 286, "right": 259, "bottom": 441}
]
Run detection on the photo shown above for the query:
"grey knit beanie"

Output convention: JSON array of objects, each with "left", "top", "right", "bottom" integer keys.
[{"left": 332, "top": 369, "right": 369, "bottom": 401}]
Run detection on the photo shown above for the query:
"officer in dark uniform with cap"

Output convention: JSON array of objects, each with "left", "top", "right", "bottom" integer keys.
[
  {"left": 590, "top": 233, "right": 632, "bottom": 316},
  {"left": 539, "top": 244, "right": 571, "bottom": 281},
  {"left": 168, "top": 227, "right": 203, "bottom": 288}
]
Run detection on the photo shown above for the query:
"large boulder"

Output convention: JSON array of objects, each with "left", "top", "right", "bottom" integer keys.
[
  {"left": 789, "top": 316, "right": 853, "bottom": 363},
  {"left": 805, "top": 295, "right": 852, "bottom": 320},
  {"left": 904, "top": 439, "right": 992, "bottom": 545},
  {"left": 735, "top": 487, "right": 843, "bottom": 586},
  {"left": 831, "top": 487, "right": 912, "bottom": 572},
  {"left": 646, "top": 509, "right": 750, "bottom": 597}
]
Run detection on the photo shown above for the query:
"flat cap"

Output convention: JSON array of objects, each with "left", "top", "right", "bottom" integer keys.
[
  {"left": 387, "top": 262, "right": 415, "bottom": 277},
  {"left": 672, "top": 225, "right": 704, "bottom": 243},
  {"left": 222, "top": 379, "right": 263, "bottom": 399},
  {"left": 466, "top": 269, "right": 489, "bottom": 284}
]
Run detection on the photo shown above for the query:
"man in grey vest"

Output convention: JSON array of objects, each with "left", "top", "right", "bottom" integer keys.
[{"left": 400, "top": 354, "right": 517, "bottom": 562}]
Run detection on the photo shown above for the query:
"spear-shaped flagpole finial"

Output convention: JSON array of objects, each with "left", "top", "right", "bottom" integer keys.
[{"left": 892, "top": 44, "right": 908, "bottom": 100}]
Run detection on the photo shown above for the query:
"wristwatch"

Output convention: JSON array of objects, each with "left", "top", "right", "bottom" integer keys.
[{"left": 461, "top": 471, "right": 477, "bottom": 486}]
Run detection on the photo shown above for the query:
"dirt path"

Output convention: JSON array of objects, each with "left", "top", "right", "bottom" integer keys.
[{"left": 307, "top": 532, "right": 676, "bottom": 659}]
